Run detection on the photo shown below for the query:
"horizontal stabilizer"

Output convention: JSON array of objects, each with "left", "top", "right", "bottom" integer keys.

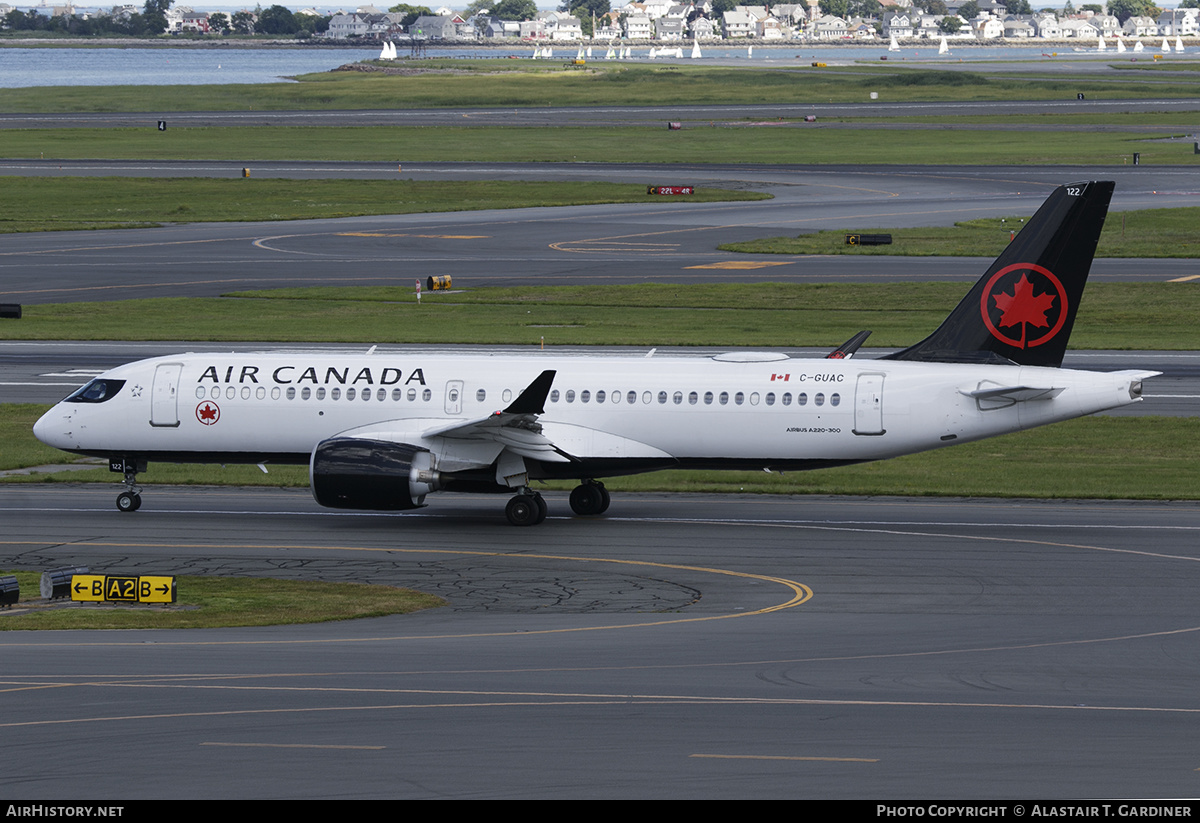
[{"left": 961, "top": 385, "right": 1065, "bottom": 402}]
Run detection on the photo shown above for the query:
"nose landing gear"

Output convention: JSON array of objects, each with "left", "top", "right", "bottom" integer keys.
[{"left": 109, "top": 457, "right": 146, "bottom": 513}]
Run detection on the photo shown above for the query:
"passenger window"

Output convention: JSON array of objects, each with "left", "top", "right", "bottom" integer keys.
[
  {"left": 749, "top": 392, "right": 759, "bottom": 406},
  {"left": 581, "top": 390, "right": 590, "bottom": 403},
  {"left": 704, "top": 391, "right": 713, "bottom": 405},
  {"left": 628, "top": 391, "right": 637, "bottom": 404},
  {"left": 271, "top": 387, "right": 281, "bottom": 400},
  {"left": 347, "top": 388, "right": 356, "bottom": 401},
  {"left": 422, "top": 388, "right": 431, "bottom": 402},
  {"left": 657, "top": 391, "right": 667, "bottom": 405},
  {"left": 734, "top": 392, "right": 744, "bottom": 406},
  {"left": 407, "top": 388, "right": 416, "bottom": 401},
  {"left": 688, "top": 391, "right": 698, "bottom": 405},
  {"left": 225, "top": 387, "right": 235, "bottom": 400},
  {"left": 815, "top": 393, "right": 825, "bottom": 406},
  {"left": 797, "top": 392, "right": 807, "bottom": 406},
  {"left": 782, "top": 393, "right": 791, "bottom": 406},
  {"left": 241, "top": 387, "right": 250, "bottom": 400},
  {"left": 831, "top": 393, "right": 840, "bottom": 407},
  {"left": 550, "top": 390, "right": 559, "bottom": 403},
  {"left": 332, "top": 388, "right": 341, "bottom": 400},
  {"left": 566, "top": 390, "right": 575, "bottom": 403},
  {"left": 301, "top": 387, "right": 311, "bottom": 400},
  {"left": 476, "top": 388, "right": 486, "bottom": 402},
  {"left": 719, "top": 392, "right": 729, "bottom": 405},
  {"left": 286, "top": 387, "right": 296, "bottom": 400},
  {"left": 211, "top": 387, "right": 220, "bottom": 399},
  {"left": 317, "top": 388, "right": 326, "bottom": 400},
  {"left": 642, "top": 391, "right": 652, "bottom": 404},
  {"left": 256, "top": 387, "right": 265, "bottom": 400},
  {"left": 673, "top": 391, "right": 683, "bottom": 405},
  {"left": 194, "top": 387, "right": 205, "bottom": 400},
  {"left": 596, "top": 390, "right": 606, "bottom": 403},
  {"left": 765, "top": 392, "right": 775, "bottom": 406}
]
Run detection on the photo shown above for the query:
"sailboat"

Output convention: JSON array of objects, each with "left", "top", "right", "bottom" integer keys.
[
  {"left": 1176, "top": 36, "right": 1185, "bottom": 52},
  {"left": 576, "top": 48, "right": 584, "bottom": 59},
  {"left": 1116, "top": 36, "right": 1125, "bottom": 52},
  {"left": 586, "top": 46, "right": 592, "bottom": 58},
  {"left": 1097, "top": 33, "right": 1105, "bottom": 51},
  {"left": 605, "top": 46, "right": 615, "bottom": 59},
  {"left": 1162, "top": 37, "right": 1170, "bottom": 51},
  {"left": 747, "top": 45, "right": 753, "bottom": 57},
  {"left": 648, "top": 46, "right": 657, "bottom": 58},
  {"left": 691, "top": 38, "right": 701, "bottom": 58},
  {"left": 889, "top": 34, "right": 900, "bottom": 51},
  {"left": 938, "top": 36, "right": 949, "bottom": 54},
  {"left": 1133, "top": 40, "right": 1144, "bottom": 51}
]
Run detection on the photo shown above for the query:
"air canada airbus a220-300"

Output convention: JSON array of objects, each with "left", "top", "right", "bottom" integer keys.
[{"left": 35, "top": 181, "right": 1156, "bottom": 525}]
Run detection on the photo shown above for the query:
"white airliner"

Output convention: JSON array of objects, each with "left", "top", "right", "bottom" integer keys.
[{"left": 34, "top": 181, "right": 1155, "bottom": 525}]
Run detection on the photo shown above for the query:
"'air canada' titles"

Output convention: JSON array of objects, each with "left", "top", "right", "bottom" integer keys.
[{"left": 196, "top": 364, "right": 427, "bottom": 387}]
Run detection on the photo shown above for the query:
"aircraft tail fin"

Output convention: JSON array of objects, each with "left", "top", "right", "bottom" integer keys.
[{"left": 882, "top": 181, "right": 1114, "bottom": 368}]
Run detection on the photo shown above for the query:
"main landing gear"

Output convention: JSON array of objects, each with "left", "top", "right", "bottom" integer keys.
[
  {"left": 569, "top": 480, "right": 610, "bottom": 517},
  {"left": 503, "top": 480, "right": 610, "bottom": 526},
  {"left": 505, "top": 489, "right": 548, "bottom": 527}
]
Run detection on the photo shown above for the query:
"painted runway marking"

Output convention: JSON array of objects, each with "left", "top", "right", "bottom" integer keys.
[
  {"left": 690, "top": 754, "right": 878, "bottom": 763},
  {"left": 686, "top": 261, "right": 793, "bottom": 270},
  {"left": 200, "top": 742, "right": 385, "bottom": 750}
]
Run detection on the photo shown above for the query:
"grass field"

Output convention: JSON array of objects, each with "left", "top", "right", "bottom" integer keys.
[
  {"left": 5, "top": 405, "right": 1194, "bottom": 501},
  {"left": 5, "top": 123, "right": 1193, "bottom": 166},
  {"left": 0, "top": 178, "right": 768, "bottom": 233},
  {"left": 722, "top": 206, "right": 1200, "bottom": 258},
  {"left": 0, "top": 570, "right": 444, "bottom": 629},
  {"left": 3, "top": 283, "right": 1196, "bottom": 349}
]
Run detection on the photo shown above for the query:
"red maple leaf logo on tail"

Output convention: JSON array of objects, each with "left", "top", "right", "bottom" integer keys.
[
  {"left": 991, "top": 273, "right": 1058, "bottom": 347},
  {"left": 980, "top": 264, "right": 1069, "bottom": 350}
]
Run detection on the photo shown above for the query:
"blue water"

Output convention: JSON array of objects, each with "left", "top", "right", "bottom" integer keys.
[{"left": 0, "top": 43, "right": 1125, "bottom": 88}]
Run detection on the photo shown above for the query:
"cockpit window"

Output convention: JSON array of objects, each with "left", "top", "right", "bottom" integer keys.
[{"left": 64, "top": 379, "right": 126, "bottom": 404}]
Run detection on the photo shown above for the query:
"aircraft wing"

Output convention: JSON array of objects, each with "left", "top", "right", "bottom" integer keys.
[{"left": 421, "top": 370, "right": 575, "bottom": 463}]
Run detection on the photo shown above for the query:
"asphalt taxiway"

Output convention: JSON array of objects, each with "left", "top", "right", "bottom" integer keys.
[
  {"left": 4, "top": 486, "right": 1200, "bottom": 798},
  {"left": 1, "top": 164, "right": 1198, "bottom": 304}
]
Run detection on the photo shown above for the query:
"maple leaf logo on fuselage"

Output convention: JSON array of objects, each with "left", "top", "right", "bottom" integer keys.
[{"left": 979, "top": 263, "right": 1068, "bottom": 350}]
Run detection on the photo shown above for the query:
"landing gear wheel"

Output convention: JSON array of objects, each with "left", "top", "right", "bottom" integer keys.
[
  {"left": 532, "top": 493, "right": 548, "bottom": 524},
  {"left": 569, "top": 482, "right": 608, "bottom": 516},
  {"left": 116, "top": 492, "right": 141, "bottom": 513},
  {"left": 506, "top": 494, "right": 540, "bottom": 526}
]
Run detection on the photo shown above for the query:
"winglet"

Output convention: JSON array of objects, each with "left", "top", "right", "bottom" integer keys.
[
  {"left": 503, "top": 370, "right": 556, "bottom": 415},
  {"left": 882, "top": 181, "right": 1114, "bottom": 368},
  {"left": 827, "top": 330, "right": 872, "bottom": 360}
]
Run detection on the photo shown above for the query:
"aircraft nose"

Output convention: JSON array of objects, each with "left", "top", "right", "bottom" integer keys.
[{"left": 33, "top": 406, "right": 69, "bottom": 449}]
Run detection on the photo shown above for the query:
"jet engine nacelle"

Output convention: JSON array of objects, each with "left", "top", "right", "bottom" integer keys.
[{"left": 310, "top": 437, "right": 442, "bottom": 510}]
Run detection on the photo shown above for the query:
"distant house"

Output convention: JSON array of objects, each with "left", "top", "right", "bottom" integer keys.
[
  {"left": 1156, "top": 9, "right": 1198, "bottom": 37},
  {"left": 882, "top": 12, "right": 913, "bottom": 38},
  {"left": 624, "top": 14, "right": 653, "bottom": 38},
  {"left": 810, "top": 14, "right": 848, "bottom": 39},
  {"left": 721, "top": 9, "right": 754, "bottom": 37},
  {"left": 1122, "top": 16, "right": 1157, "bottom": 37},
  {"left": 409, "top": 15, "right": 458, "bottom": 40}
]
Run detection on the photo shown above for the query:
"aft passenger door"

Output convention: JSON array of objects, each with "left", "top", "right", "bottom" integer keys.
[
  {"left": 853, "top": 373, "right": 885, "bottom": 436},
  {"left": 150, "top": 363, "right": 183, "bottom": 427}
]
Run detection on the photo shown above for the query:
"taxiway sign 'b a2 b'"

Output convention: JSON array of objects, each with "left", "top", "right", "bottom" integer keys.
[{"left": 34, "top": 181, "right": 1155, "bottom": 525}]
